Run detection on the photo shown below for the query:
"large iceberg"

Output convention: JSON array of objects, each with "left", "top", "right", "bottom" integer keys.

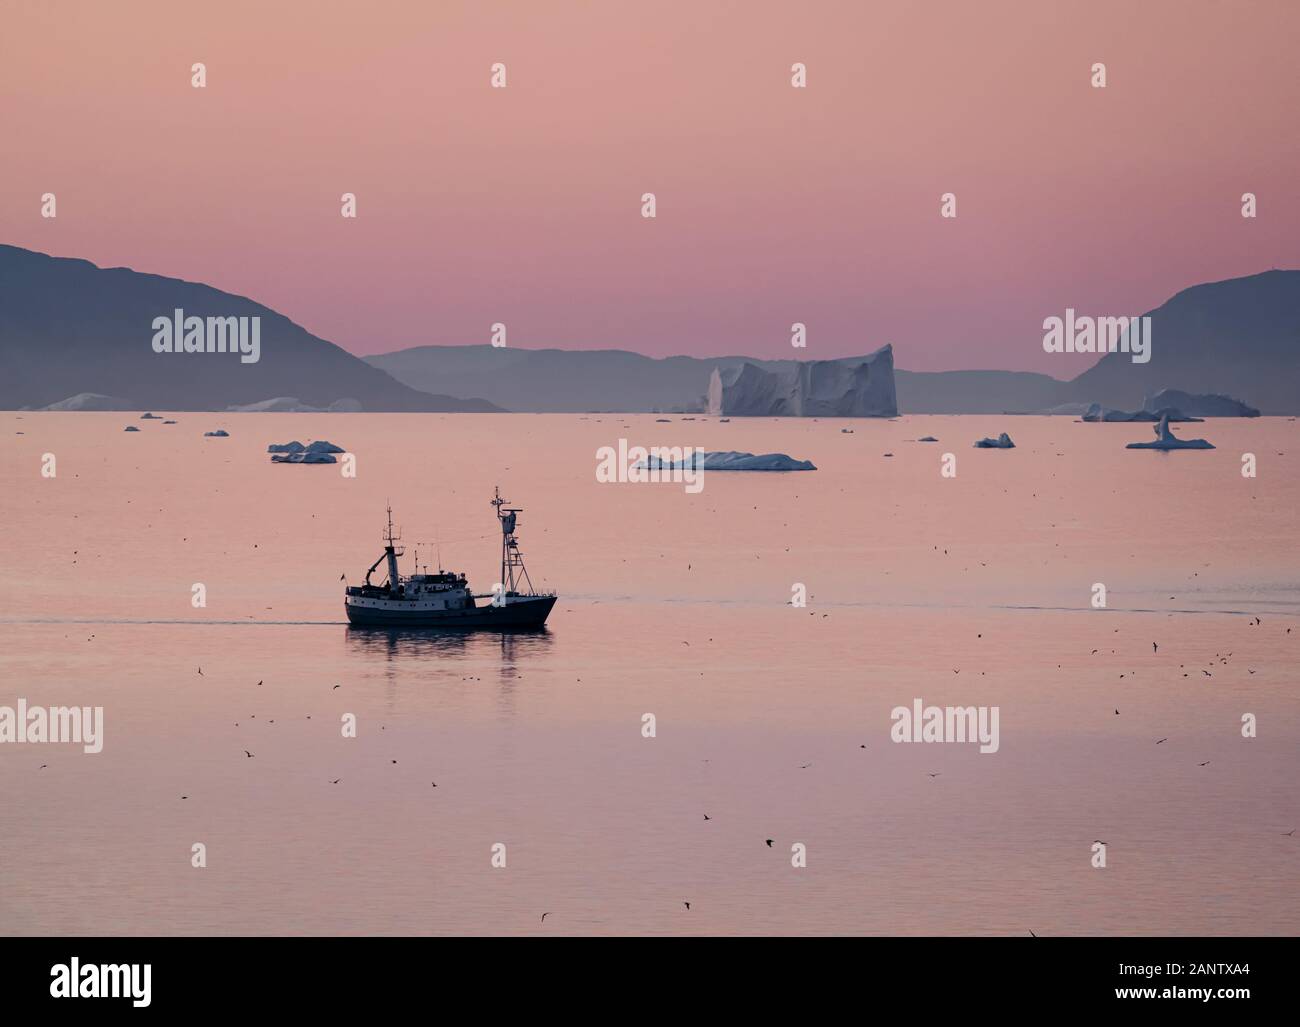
[
  {"left": 639, "top": 450, "right": 816, "bottom": 471},
  {"left": 1126, "top": 414, "right": 1215, "bottom": 450},
  {"left": 973, "top": 432, "right": 1015, "bottom": 449},
  {"left": 1142, "top": 389, "right": 1259, "bottom": 418},
  {"left": 707, "top": 347, "right": 897, "bottom": 417}
]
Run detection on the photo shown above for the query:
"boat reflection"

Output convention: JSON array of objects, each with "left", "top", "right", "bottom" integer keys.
[{"left": 344, "top": 624, "right": 554, "bottom": 663}]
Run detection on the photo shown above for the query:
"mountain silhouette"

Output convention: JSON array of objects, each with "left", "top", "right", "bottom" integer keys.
[{"left": 0, "top": 245, "right": 500, "bottom": 412}]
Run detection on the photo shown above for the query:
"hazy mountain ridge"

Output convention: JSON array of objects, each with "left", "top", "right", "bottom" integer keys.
[
  {"left": 0, "top": 245, "right": 501, "bottom": 412},
  {"left": 369, "top": 270, "right": 1300, "bottom": 414},
  {"left": 4, "top": 244, "right": 1295, "bottom": 414}
]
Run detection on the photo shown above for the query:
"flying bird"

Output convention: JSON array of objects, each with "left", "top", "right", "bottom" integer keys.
[
  {"left": 765, "top": 839, "right": 773, "bottom": 847},
  {"left": 1156, "top": 738, "right": 1168, "bottom": 744},
  {"left": 702, "top": 814, "right": 711, "bottom": 821},
  {"left": 244, "top": 750, "right": 254, "bottom": 758},
  {"left": 540, "top": 912, "right": 551, "bottom": 923}
]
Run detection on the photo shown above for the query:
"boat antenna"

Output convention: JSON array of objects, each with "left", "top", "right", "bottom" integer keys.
[{"left": 491, "top": 485, "right": 533, "bottom": 595}]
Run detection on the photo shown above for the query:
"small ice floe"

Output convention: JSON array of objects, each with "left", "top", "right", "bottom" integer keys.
[
  {"left": 840, "top": 428, "right": 855, "bottom": 434},
  {"left": 163, "top": 420, "right": 177, "bottom": 424},
  {"left": 123, "top": 425, "right": 140, "bottom": 432},
  {"left": 917, "top": 436, "right": 939, "bottom": 442},
  {"left": 1125, "top": 414, "right": 1214, "bottom": 450},
  {"left": 140, "top": 412, "right": 162, "bottom": 419},
  {"left": 272, "top": 451, "right": 337, "bottom": 464},
  {"left": 268, "top": 440, "right": 345, "bottom": 464},
  {"left": 204, "top": 429, "right": 230, "bottom": 437},
  {"left": 973, "top": 432, "right": 1015, "bottom": 449},
  {"left": 655, "top": 418, "right": 671, "bottom": 423},
  {"left": 638, "top": 450, "right": 816, "bottom": 471}
]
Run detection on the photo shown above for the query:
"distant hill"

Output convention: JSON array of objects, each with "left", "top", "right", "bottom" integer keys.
[
  {"left": 1067, "top": 270, "right": 1300, "bottom": 413},
  {"left": 0, "top": 245, "right": 500, "bottom": 412},
  {"left": 369, "top": 270, "right": 1300, "bottom": 414},
  {"left": 6, "top": 244, "right": 1293, "bottom": 414},
  {"left": 368, "top": 345, "right": 1072, "bottom": 414}
]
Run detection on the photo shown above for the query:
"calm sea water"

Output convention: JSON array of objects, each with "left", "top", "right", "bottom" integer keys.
[{"left": 2, "top": 412, "right": 1297, "bottom": 935}]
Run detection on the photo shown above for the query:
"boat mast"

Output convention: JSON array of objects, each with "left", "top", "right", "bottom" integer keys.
[
  {"left": 492, "top": 486, "right": 533, "bottom": 595},
  {"left": 383, "top": 501, "right": 403, "bottom": 592}
]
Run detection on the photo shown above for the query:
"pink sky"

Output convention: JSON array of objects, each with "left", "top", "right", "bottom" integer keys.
[{"left": 2, "top": 0, "right": 1296, "bottom": 373}]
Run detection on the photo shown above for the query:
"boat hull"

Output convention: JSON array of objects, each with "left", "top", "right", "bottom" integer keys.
[{"left": 344, "top": 594, "right": 556, "bottom": 630}]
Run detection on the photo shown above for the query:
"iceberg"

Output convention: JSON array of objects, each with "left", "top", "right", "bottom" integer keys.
[
  {"left": 639, "top": 450, "right": 816, "bottom": 471},
  {"left": 973, "top": 432, "right": 1015, "bottom": 449},
  {"left": 204, "top": 429, "right": 230, "bottom": 437},
  {"left": 271, "top": 451, "right": 337, "bottom": 464},
  {"left": 140, "top": 412, "right": 162, "bottom": 419},
  {"left": 707, "top": 346, "right": 897, "bottom": 417},
  {"left": 123, "top": 425, "right": 140, "bottom": 432},
  {"left": 268, "top": 440, "right": 344, "bottom": 454},
  {"left": 39, "top": 393, "right": 135, "bottom": 411},
  {"left": 268, "top": 439, "right": 345, "bottom": 463},
  {"left": 1126, "top": 414, "right": 1215, "bottom": 450},
  {"left": 1142, "top": 389, "right": 1259, "bottom": 418}
]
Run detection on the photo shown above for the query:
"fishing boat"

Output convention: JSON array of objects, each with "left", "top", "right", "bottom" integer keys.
[{"left": 344, "top": 488, "right": 556, "bottom": 629}]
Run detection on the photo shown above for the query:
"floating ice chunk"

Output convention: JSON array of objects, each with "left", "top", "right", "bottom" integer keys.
[
  {"left": 639, "top": 450, "right": 816, "bottom": 471},
  {"left": 973, "top": 432, "right": 1015, "bottom": 449},
  {"left": 917, "top": 435, "right": 939, "bottom": 442},
  {"left": 270, "top": 451, "right": 337, "bottom": 464},
  {"left": 204, "top": 429, "right": 230, "bottom": 437},
  {"left": 123, "top": 425, "right": 140, "bottom": 432},
  {"left": 267, "top": 439, "right": 344, "bottom": 455},
  {"left": 140, "top": 412, "right": 162, "bottom": 419},
  {"left": 1126, "top": 414, "right": 1215, "bottom": 450}
]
